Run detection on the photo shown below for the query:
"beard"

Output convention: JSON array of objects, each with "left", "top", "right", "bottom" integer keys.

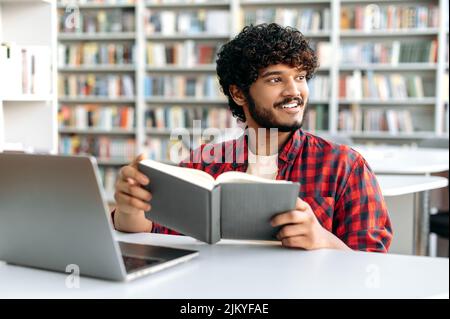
[{"left": 246, "top": 93, "right": 306, "bottom": 132}]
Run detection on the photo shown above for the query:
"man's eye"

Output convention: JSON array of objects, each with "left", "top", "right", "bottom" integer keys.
[
  {"left": 269, "top": 78, "right": 281, "bottom": 83},
  {"left": 296, "top": 75, "right": 306, "bottom": 81}
]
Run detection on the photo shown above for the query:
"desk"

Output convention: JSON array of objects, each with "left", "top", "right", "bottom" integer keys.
[
  {"left": 352, "top": 145, "right": 449, "bottom": 175},
  {"left": 353, "top": 146, "right": 449, "bottom": 256},
  {"left": 378, "top": 175, "right": 448, "bottom": 255},
  {"left": 0, "top": 232, "right": 448, "bottom": 299}
]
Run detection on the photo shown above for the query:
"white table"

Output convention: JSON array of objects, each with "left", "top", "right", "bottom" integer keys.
[
  {"left": 378, "top": 175, "right": 448, "bottom": 255},
  {"left": 352, "top": 145, "right": 449, "bottom": 175},
  {"left": 353, "top": 145, "right": 449, "bottom": 256},
  {"left": 0, "top": 232, "right": 447, "bottom": 299}
]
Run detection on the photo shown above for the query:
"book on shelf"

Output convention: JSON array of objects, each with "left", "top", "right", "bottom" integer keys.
[
  {"left": 339, "top": 40, "right": 438, "bottom": 65},
  {"left": 340, "top": 4, "right": 439, "bottom": 31},
  {"left": 59, "top": 43, "right": 136, "bottom": 67},
  {"left": 339, "top": 71, "right": 434, "bottom": 100},
  {"left": 59, "top": 74, "right": 135, "bottom": 98},
  {"left": 59, "top": 8, "right": 135, "bottom": 34},
  {"left": 0, "top": 43, "right": 51, "bottom": 97},
  {"left": 243, "top": 7, "right": 330, "bottom": 33},
  {"left": 138, "top": 159, "right": 299, "bottom": 244},
  {"left": 59, "top": 104, "right": 135, "bottom": 130},
  {"left": 338, "top": 106, "right": 414, "bottom": 134},
  {"left": 145, "top": 9, "right": 229, "bottom": 36},
  {"left": 303, "top": 104, "right": 327, "bottom": 132},
  {"left": 59, "top": 135, "right": 136, "bottom": 161},
  {"left": 308, "top": 75, "right": 330, "bottom": 101},
  {"left": 146, "top": 41, "right": 222, "bottom": 67},
  {"left": 314, "top": 42, "right": 332, "bottom": 67},
  {"left": 144, "top": 75, "right": 221, "bottom": 98},
  {"left": 145, "top": 106, "right": 237, "bottom": 130}
]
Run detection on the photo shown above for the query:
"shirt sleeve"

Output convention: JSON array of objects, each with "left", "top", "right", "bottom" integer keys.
[{"left": 333, "top": 157, "right": 393, "bottom": 253}]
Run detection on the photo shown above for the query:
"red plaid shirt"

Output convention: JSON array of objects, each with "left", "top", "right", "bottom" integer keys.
[{"left": 151, "top": 129, "right": 392, "bottom": 253}]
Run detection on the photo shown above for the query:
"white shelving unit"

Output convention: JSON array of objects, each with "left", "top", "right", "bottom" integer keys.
[{"left": 0, "top": 0, "right": 58, "bottom": 153}]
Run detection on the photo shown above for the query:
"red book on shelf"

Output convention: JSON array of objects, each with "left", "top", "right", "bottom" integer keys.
[{"left": 339, "top": 77, "right": 346, "bottom": 99}]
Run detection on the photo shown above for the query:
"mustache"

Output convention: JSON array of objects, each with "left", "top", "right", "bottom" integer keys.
[{"left": 274, "top": 97, "right": 304, "bottom": 108}]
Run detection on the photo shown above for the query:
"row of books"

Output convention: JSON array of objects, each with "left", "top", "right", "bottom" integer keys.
[
  {"left": 339, "top": 40, "right": 438, "bottom": 65},
  {"left": 145, "top": 136, "right": 202, "bottom": 162},
  {"left": 340, "top": 4, "right": 439, "bottom": 31},
  {"left": 146, "top": 41, "right": 222, "bottom": 66},
  {"left": 59, "top": 105, "right": 135, "bottom": 130},
  {"left": 59, "top": 136, "right": 136, "bottom": 161},
  {"left": 59, "top": 74, "right": 135, "bottom": 97},
  {"left": 59, "top": 43, "right": 135, "bottom": 66},
  {"left": 144, "top": 75, "right": 221, "bottom": 98},
  {"left": 302, "top": 105, "right": 327, "bottom": 132},
  {"left": 59, "top": 9, "right": 135, "bottom": 33},
  {"left": 144, "top": 10, "right": 229, "bottom": 36},
  {"left": 338, "top": 107, "right": 414, "bottom": 134},
  {"left": 308, "top": 76, "right": 330, "bottom": 101},
  {"left": 0, "top": 44, "right": 51, "bottom": 96},
  {"left": 339, "top": 71, "right": 434, "bottom": 100},
  {"left": 243, "top": 8, "right": 331, "bottom": 32},
  {"left": 145, "top": 106, "right": 238, "bottom": 130}
]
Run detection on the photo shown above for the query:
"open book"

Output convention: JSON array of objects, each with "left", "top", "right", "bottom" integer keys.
[{"left": 138, "top": 159, "right": 300, "bottom": 244}]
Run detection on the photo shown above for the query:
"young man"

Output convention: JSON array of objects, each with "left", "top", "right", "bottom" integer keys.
[{"left": 112, "top": 23, "right": 393, "bottom": 253}]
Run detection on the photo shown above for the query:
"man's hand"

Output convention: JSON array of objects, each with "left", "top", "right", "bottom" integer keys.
[
  {"left": 271, "top": 198, "right": 351, "bottom": 251},
  {"left": 113, "top": 154, "right": 153, "bottom": 233}
]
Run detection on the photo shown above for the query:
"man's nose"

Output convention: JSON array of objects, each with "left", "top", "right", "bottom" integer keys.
[{"left": 282, "top": 78, "right": 301, "bottom": 97}]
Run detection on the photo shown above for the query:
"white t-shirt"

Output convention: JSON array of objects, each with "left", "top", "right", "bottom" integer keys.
[{"left": 246, "top": 148, "right": 278, "bottom": 180}]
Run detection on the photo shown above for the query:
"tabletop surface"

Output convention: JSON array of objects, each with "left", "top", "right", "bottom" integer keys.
[
  {"left": 352, "top": 145, "right": 449, "bottom": 174},
  {"left": 377, "top": 175, "right": 448, "bottom": 196},
  {"left": 0, "top": 232, "right": 448, "bottom": 299}
]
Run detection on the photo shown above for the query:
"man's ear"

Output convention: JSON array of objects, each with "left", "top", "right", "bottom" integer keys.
[{"left": 229, "top": 85, "right": 247, "bottom": 107}]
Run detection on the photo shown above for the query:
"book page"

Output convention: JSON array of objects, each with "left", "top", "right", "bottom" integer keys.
[
  {"left": 140, "top": 159, "right": 216, "bottom": 190},
  {"left": 215, "top": 171, "right": 291, "bottom": 185}
]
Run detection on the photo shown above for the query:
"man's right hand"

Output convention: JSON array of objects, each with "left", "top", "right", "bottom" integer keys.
[{"left": 113, "top": 154, "right": 153, "bottom": 233}]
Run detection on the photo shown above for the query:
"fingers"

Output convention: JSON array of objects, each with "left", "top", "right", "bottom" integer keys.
[
  {"left": 276, "top": 224, "right": 307, "bottom": 240},
  {"left": 271, "top": 209, "right": 309, "bottom": 227},
  {"left": 295, "top": 197, "right": 309, "bottom": 211},
  {"left": 119, "top": 164, "right": 149, "bottom": 185},
  {"left": 114, "top": 191, "right": 151, "bottom": 212},
  {"left": 130, "top": 153, "right": 147, "bottom": 168},
  {"left": 116, "top": 179, "right": 152, "bottom": 202}
]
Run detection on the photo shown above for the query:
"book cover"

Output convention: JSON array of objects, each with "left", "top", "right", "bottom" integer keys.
[{"left": 139, "top": 160, "right": 300, "bottom": 244}]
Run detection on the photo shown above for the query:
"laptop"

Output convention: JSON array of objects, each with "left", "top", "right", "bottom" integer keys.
[{"left": 0, "top": 153, "right": 199, "bottom": 281}]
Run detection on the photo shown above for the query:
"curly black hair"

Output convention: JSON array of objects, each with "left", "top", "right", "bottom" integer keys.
[{"left": 216, "top": 23, "right": 319, "bottom": 122}]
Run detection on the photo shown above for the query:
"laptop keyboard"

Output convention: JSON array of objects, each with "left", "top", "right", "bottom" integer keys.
[{"left": 122, "top": 255, "right": 162, "bottom": 273}]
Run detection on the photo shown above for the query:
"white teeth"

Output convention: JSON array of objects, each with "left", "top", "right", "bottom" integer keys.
[{"left": 282, "top": 102, "right": 298, "bottom": 109}]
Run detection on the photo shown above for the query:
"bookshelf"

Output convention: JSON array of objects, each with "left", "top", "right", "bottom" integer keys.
[
  {"left": 0, "top": 0, "right": 58, "bottom": 153},
  {"left": 56, "top": 0, "right": 449, "bottom": 202}
]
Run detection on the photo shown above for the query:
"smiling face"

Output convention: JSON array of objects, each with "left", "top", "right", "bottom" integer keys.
[{"left": 237, "top": 64, "right": 309, "bottom": 132}]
